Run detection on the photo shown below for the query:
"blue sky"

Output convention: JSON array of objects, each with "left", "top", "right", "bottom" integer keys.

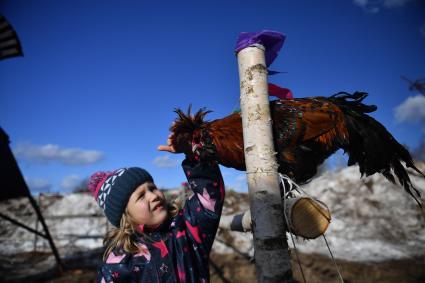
[{"left": 1, "top": 0, "right": 425, "bottom": 193}]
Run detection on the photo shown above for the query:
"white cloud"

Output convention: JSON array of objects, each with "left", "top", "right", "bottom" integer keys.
[
  {"left": 152, "top": 155, "right": 180, "bottom": 168},
  {"left": 13, "top": 143, "right": 104, "bottom": 165},
  {"left": 394, "top": 95, "right": 425, "bottom": 125},
  {"left": 353, "top": 0, "right": 413, "bottom": 13},
  {"left": 26, "top": 178, "right": 52, "bottom": 192},
  {"left": 60, "top": 174, "right": 82, "bottom": 191}
]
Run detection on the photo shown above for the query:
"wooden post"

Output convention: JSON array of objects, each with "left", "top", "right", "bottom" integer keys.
[
  {"left": 219, "top": 210, "right": 251, "bottom": 232},
  {"left": 237, "top": 44, "right": 292, "bottom": 282}
]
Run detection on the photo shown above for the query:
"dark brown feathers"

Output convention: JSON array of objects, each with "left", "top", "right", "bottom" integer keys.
[{"left": 170, "top": 106, "right": 244, "bottom": 169}]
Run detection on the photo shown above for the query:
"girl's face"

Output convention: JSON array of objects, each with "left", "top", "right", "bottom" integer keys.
[{"left": 127, "top": 182, "right": 168, "bottom": 229}]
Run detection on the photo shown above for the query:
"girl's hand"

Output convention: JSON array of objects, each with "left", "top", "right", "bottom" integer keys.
[
  {"left": 158, "top": 122, "right": 193, "bottom": 155},
  {"left": 157, "top": 134, "right": 177, "bottom": 153}
]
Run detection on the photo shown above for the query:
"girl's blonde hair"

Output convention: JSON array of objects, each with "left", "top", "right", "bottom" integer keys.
[{"left": 103, "top": 199, "right": 181, "bottom": 260}]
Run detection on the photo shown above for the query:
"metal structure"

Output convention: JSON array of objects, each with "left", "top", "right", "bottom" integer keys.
[
  {"left": 0, "top": 15, "right": 23, "bottom": 60},
  {"left": 0, "top": 128, "right": 63, "bottom": 270}
]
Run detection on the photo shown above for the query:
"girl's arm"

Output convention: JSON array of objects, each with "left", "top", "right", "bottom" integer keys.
[
  {"left": 96, "top": 252, "right": 132, "bottom": 283},
  {"left": 158, "top": 130, "right": 225, "bottom": 253},
  {"left": 181, "top": 157, "right": 225, "bottom": 252}
]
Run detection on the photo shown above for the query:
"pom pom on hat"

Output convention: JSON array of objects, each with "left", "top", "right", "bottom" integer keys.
[{"left": 88, "top": 171, "right": 113, "bottom": 199}]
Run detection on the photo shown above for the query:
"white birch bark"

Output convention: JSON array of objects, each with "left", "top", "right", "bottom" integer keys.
[{"left": 237, "top": 44, "right": 292, "bottom": 282}]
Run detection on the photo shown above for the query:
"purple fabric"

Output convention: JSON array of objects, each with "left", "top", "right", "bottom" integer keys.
[{"left": 235, "top": 30, "right": 286, "bottom": 67}]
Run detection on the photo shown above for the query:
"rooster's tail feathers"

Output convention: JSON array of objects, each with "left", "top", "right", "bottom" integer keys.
[{"left": 330, "top": 92, "right": 423, "bottom": 207}]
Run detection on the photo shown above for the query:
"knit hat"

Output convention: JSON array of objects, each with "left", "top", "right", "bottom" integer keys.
[{"left": 88, "top": 167, "right": 153, "bottom": 227}]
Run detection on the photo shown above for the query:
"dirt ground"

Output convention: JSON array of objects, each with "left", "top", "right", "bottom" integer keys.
[
  {"left": 210, "top": 251, "right": 425, "bottom": 283},
  {"left": 4, "top": 250, "right": 423, "bottom": 283}
]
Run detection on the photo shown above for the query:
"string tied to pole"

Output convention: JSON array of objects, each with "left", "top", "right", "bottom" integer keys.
[{"left": 279, "top": 173, "right": 345, "bottom": 283}]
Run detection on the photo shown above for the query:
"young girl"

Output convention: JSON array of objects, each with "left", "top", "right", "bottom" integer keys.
[{"left": 89, "top": 132, "right": 224, "bottom": 283}]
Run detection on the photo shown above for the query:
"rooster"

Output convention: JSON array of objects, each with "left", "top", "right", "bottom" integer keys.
[{"left": 170, "top": 92, "right": 424, "bottom": 206}]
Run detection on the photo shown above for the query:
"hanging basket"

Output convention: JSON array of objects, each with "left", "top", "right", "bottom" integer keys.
[{"left": 284, "top": 197, "right": 331, "bottom": 239}]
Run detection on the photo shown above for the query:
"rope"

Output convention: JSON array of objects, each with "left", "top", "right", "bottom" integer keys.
[
  {"left": 245, "top": 170, "right": 280, "bottom": 175},
  {"left": 280, "top": 174, "right": 308, "bottom": 283},
  {"left": 280, "top": 174, "right": 331, "bottom": 221},
  {"left": 279, "top": 173, "right": 345, "bottom": 283},
  {"left": 322, "top": 234, "right": 345, "bottom": 283}
]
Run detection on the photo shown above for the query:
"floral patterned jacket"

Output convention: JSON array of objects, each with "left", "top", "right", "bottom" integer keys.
[{"left": 97, "top": 158, "right": 225, "bottom": 283}]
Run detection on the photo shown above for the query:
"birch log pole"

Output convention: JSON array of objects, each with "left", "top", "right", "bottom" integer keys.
[
  {"left": 237, "top": 45, "right": 292, "bottom": 282},
  {"left": 219, "top": 210, "right": 252, "bottom": 232}
]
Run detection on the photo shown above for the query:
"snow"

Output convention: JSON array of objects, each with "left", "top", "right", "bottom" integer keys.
[
  {"left": 1, "top": 163, "right": 424, "bottom": 263},
  {"left": 0, "top": 193, "right": 107, "bottom": 254},
  {"left": 291, "top": 164, "right": 425, "bottom": 262},
  {"left": 213, "top": 163, "right": 425, "bottom": 263}
]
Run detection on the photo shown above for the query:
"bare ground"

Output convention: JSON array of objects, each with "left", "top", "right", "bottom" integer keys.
[{"left": 2, "top": 249, "right": 424, "bottom": 283}]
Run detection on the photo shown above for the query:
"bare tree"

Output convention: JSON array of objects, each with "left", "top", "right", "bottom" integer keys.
[{"left": 401, "top": 76, "right": 425, "bottom": 96}]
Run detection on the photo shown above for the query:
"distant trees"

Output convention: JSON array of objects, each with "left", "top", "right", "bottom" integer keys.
[{"left": 72, "top": 178, "right": 89, "bottom": 193}]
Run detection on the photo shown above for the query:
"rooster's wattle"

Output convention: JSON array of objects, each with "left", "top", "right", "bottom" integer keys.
[{"left": 170, "top": 92, "right": 424, "bottom": 206}]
